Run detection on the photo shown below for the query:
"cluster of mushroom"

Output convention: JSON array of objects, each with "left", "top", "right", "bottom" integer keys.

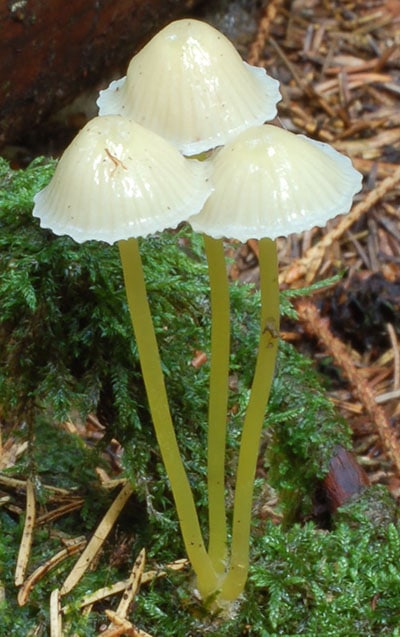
[{"left": 33, "top": 19, "right": 363, "bottom": 610}]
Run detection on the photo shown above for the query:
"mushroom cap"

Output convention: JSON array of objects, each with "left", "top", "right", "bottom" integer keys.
[
  {"left": 96, "top": 19, "right": 281, "bottom": 156},
  {"left": 188, "top": 125, "right": 363, "bottom": 241},
  {"left": 33, "top": 115, "right": 212, "bottom": 244}
]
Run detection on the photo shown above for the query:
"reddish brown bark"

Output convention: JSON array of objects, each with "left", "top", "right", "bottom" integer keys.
[{"left": 0, "top": 0, "right": 205, "bottom": 147}]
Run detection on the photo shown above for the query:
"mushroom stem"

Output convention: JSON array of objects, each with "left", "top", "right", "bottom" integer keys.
[
  {"left": 118, "top": 237, "right": 218, "bottom": 599},
  {"left": 203, "top": 235, "right": 230, "bottom": 574},
  {"left": 220, "top": 237, "right": 279, "bottom": 602}
]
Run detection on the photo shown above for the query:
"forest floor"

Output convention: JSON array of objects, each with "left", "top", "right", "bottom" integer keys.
[{"left": 1, "top": 1, "right": 400, "bottom": 635}]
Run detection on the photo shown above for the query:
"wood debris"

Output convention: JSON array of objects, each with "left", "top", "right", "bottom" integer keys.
[
  {"left": 297, "top": 299, "right": 400, "bottom": 477},
  {"left": 228, "top": 0, "right": 400, "bottom": 489}
]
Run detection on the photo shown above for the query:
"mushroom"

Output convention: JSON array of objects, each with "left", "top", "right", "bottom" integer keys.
[
  {"left": 97, "top": 19, "right": 281, "bottom": 156},
  {"left": 33, "top": 115, "right": 209, "bottom": 242},
  {"left": 188, "top": 124, "right": 363, "bottom": 603},
  {"left": 98, "top": 19, "right": 280, "bottom": 579},
  {"left": 32, "top": 114, "right": 220, "bottom": 599}
]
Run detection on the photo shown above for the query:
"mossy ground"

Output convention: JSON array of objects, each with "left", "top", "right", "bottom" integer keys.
[{"left": 1, "top": 158, "right": 399, "bottom": 635}]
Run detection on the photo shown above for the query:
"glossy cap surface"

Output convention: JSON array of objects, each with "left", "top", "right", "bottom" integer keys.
[
  {"left": 188, "top": 125, "right": 363, "bottom": 240},
  {"left": 97, "top": 19, "right": 281, "bottom": 155},
  {"left": 33, "top": 115, "right": 212, "bottom": 243}
]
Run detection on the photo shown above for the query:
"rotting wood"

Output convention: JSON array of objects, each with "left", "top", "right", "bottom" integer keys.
[{"left": 0, "top": 0, "right": 208, "bottom": 149}]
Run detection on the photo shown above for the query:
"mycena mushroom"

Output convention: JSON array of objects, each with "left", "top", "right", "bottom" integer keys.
[
  {"left": 32, "top": 114, "right": 221, "bottom": 600},
  {"left": 97, "top": 18, "right": 281, "bottom": 156},
  {"left": 97, "top": 18, "right": 282, "bottom": 576},
  {"left": 188, "top": 123, "right": 363, "bottom": 604}
]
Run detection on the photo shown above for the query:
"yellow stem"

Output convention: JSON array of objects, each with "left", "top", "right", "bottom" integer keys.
[
  {"left": 220, "top": 238, "right": 279, "bottom": 602},
  {"left": 118, "top": 237, "right": 218, "bottom": 599},
  {"left": 203, "top": 235, "right": 230, "bottom": 573}
]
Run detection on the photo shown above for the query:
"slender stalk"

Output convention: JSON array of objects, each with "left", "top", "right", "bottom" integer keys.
[
  {"left": 220, "top": 238, "right": 279, "bottom": 602},
  {"left": 118, "top": 237, "right": 218, "bottom": 599},
  {"left": 203, "top": 235, "right": 230, "bottom": 573}
]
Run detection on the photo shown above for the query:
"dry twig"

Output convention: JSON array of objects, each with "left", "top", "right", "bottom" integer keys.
[
  {"left": 247, "top": 0, "right": 284, "bottom": 66},
  {"left": 297, "top": 299, "right": 400, "bottom": 478}
]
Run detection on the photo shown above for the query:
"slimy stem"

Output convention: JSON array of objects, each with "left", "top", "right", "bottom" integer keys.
[
  {"left": 203, "top": 235, "right": 230, "bottom": 574},
  {"left": 220, "top": 238, "right": 279, "bottom": 602},
  {"left": 118, "top": 237, "right": 218, "bottom": 599}
]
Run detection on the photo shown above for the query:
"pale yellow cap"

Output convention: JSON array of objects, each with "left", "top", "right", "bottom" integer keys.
[
  {"left": 33, "top": 115, "right": 212, "bottom": 243},
  {"left": 188, "top": 125, "right": 363, "bottom": 240},
  {"left": 97, "top": 19, "right": 281, "bottom": 155}
]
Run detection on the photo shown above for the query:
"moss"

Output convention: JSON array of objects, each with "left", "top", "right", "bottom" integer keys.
[
  {"left": 250, "top": 517, "right": 400, "bottom": 636},
  {"left": 334, "top": 483, "right": 398, "bottom": 535},
  {"left": 266, "top": 341, "right": 351, "bottom": 523},
  {"left": 1, "top": 157, "right": 399, "bottom": 635}
]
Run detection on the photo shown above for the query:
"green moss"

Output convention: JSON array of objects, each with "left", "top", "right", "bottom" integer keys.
[
  {"left": 1, "top": 157, "right": 399, "bottom": 635},
  {"left": 335, "top": 483, "right": 398, "bottom": 534},
  {"left": 250, "top": 517, "right": 400, "bottom": 636},
  {"left": 266, "top": 341, "right": 351, "bottom": 523}
]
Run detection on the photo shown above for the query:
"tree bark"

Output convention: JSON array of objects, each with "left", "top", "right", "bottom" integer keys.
[{"left": 0, "top": 0, "right": 206, "bottom": 148}]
